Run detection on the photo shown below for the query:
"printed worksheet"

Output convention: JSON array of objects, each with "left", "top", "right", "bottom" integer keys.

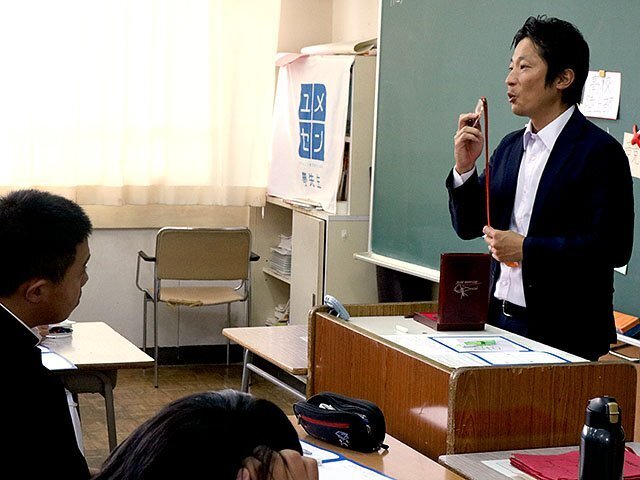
[
  {"left": 300, "top": 440, "right": 340, "bottom": 463},
  {"left": 473, "top": 351, "right": 569, "bottom": 365},
  {"left": 319, "top": 460, "right": 394, "bottom": 480},
  {"left": 431, "top": 336, "right": 528, "bottom": 353},
  {"left": 382, "top": 334, "right": 494, "bottom": 368}
]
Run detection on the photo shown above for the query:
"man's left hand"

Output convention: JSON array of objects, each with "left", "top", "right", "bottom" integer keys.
[{"left": 483, "top": 226, "right": 524, "bottom": 263}]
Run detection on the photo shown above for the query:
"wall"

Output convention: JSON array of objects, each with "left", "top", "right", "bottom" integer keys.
[
  {"left": 278, "top": 0, "right": 333, "bottom": 52},
  {"left": 72, "top": 0, "right": 379, "bottom": 348},
  {"left": 332, "top": 0, "right": 378, "bottom": 42}
]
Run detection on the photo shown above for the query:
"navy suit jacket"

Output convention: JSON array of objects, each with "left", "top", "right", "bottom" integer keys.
[{"left": 446, "top": 108, "right": 634, "bottom": 358}]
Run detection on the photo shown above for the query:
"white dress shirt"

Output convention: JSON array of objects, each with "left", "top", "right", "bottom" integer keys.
[{"left": 454, "top": 105, "right": 575, "bottom": 307}]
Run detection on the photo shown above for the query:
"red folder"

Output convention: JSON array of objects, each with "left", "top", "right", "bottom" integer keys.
[
  {"left": 509, "top": 449, "right": 640, "bottom": 480},
  {"left": 414, "top": 253, "right": 490, "bottom": 331}
]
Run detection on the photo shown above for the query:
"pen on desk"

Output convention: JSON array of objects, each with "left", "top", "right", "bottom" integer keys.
[{"left": 395, "top": 324, "right": 409, "bottom": 333}]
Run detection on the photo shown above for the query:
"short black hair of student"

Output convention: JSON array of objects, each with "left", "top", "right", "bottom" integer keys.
[
  {"left": 93, "top": 389, "right": 303, "bottom": 480},
  {"left": 512, "top": 15, "right": 589, "bottom": 106},
  {"left": 0, "top": 189, "right": 92, "bottom": 296}
]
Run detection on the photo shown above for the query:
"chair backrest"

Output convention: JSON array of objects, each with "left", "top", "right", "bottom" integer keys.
[{"left": 155, "top": 227, "right": 251, "bottom": 281}]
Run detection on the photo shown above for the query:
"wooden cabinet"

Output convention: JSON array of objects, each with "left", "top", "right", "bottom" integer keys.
[
  {"left": 250, "top": 56, "right": 378, "bottom": 325},
  {"left": 289, "top": 211, "right": 324, "bottom": 324}
]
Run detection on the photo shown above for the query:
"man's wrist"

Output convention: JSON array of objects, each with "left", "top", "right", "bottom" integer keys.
[
  {"left": 452, "top": 166, "right": 476, "bottom": 188},
  {"left": 454, "top": 165, "right": 474, "bottom": 175}
]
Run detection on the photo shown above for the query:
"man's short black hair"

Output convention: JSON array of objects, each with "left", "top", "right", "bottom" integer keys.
[
  {"left": 512, "top": 15, "right": 589, "bottom": 106},
  {"left": 0, "top": 189, "right": 92, "bottom": 295}
]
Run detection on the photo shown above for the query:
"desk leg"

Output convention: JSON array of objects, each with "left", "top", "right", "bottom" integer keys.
[
  {"left": 101, "top": 372, "right": 117, "bottom": 451},
  {"left": 241, "top": 349, "right": 252, "bottom": 393},
  {"left": 60, "top": 370, "right": 118, "bottom": 452}
]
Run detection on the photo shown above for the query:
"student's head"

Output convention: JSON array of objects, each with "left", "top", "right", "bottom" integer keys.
[
  {"left": 94, "top": 390, "right": 303, "bottom": 480},
  {"left": 0, "top": 189, "right": 92, "bottom": 326},
  {"left": 510, "top": 15, "right": 589, "bottom": 107}
]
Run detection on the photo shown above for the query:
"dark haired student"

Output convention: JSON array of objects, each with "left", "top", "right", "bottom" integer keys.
[
  {"left": 447, "top": 16, "right": 634, "bottom": 360},
  {"left": 0, "top": 189, "right": 92, "bottom": 479},
  {"left": 94, "top": 389, "right": 318, "bottom": 480}
]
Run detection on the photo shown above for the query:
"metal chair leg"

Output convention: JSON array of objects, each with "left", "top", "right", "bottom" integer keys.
[
  {"left": 226, "top": 303, "right": 231, "bottom": 366},
  {"left": 142, "top": 293, "right": 148, "bottom": 353},
  {"left": 153, "top": 296, "right": 159, "bottom": 388}
]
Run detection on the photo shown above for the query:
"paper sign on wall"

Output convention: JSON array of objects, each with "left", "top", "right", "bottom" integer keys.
[
  {"left": 269, "top": 55, "right": 355, "bottom": 213},
  {"left": 623, "top": 131, "right": 640, "bottom": 179},
  {"left": 578, "top": 70, "right": 621, "bottom": 120}
]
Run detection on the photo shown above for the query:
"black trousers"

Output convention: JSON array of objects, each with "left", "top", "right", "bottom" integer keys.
[{"left": 488, "top": 297, "right": 529, "bottom": 336}]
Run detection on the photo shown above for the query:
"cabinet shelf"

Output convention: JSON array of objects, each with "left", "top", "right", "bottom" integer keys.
[{"left": 263, "top": 267, "right": 291, "bottom": 285}]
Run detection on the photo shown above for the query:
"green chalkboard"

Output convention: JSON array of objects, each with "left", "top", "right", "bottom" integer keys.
[{"left": 371, "top": 1, "right": 640, "bottom": 315}]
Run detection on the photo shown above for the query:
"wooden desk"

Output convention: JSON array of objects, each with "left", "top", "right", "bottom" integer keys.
[
  {"left": 43, "top": 322, "right": 153, "bottom": 451},
  {"left": 308, "top": 302, "right": 637, "bottom": 461},
  {"left": 293, "top": 419, "right": 463, "bottom": 480},
  {"left": 439, "top": 442, "right": 640, "bottom": 479},
  {"left": 611, "top": 333, "right": 640, "bottom": 363},
  {"left": 223, "top": 325, "right": 308, "bottom": 400}
]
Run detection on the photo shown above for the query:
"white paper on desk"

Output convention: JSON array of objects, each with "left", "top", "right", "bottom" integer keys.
[
  {"left": 381, "top": 335, "right": 488, "bottom": 368},
  {"left": 473, "top": 350, "right": 569, "bottom": 365},
  {"left": 431, "top": 335, "right": 528, "bottom": 353},
  {"left": 578, "top": 70, "right": 621, "bottom": 119},
  {"left": 40, "top": 350, "right": 77, "bottom": 371},
  {"left": 319, "top": 459, "right": 393, "bottom": 480},
  {"left": 300, "top": 440, "right": 341, "bottom": 462},
  {"left": 482, "top": 459, "right": 537, "bottom": 480}
]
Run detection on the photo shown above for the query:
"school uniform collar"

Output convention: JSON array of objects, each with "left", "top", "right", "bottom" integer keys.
[{"left": 0, "top": 301, "right": 41, "bottom": 348}]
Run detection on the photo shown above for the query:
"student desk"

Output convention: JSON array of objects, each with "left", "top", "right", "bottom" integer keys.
[
  {"left": 611, "top": 333, "right": 640, "bottom": 363},
  {"left": 438, "top": 442, "right": 640, "bottom": 479},
  {"left": 292, "top": 417, "right": 464, "bottom": 480},
  {"left": 43, "top": 321, "right": 154, "bottom": 451},
  {"left": 223, "top": 325, "right": 307, "bottom": 401},
  {"left": 308, "top": 302, "right": 637, "bottom": 461}
]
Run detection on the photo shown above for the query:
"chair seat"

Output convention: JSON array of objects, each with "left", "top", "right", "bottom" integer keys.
[{"left": 159, "top": 286, "right": 245, "bottom": 307}]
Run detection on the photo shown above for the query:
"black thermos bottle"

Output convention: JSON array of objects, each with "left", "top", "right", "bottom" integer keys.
[{"left": 579, "top": 396, "right": 625, "bottom": 480}]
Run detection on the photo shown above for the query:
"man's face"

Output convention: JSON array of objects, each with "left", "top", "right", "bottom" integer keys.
[
  {"left": 505, "top": 37, "right": 561, "bottom": 129},
  {"left": 47, "top": 238, "right": 90, "bottom": 324}
]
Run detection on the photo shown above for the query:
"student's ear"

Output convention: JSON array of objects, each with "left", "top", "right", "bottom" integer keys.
[
  {"left": 555, "top": 68, "right": 575, "bottom": 92},
  {"left": 23, "top": 279, "right": 50, "bottom": 304}
]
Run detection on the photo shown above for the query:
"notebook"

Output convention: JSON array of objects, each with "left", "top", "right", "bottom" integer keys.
[{"left": 414, "top": 253, "right": 491, "bottom": 331}]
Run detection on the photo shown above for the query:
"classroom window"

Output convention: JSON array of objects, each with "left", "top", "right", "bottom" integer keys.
[{"left": 0, "top": 0, "right": 280, "bottom": 206}]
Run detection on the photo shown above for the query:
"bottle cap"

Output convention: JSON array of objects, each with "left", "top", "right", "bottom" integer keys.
[{"left": 585, "top": 396, "right": 621, "bottom": 429}]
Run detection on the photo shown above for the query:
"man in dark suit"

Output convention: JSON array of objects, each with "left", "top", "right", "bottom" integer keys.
[
  {"left": 0, "top": 189, "right": 92, "bottom": 478},
  {"left": 446, "top": 16, "right": 634, "bottom": 360}
]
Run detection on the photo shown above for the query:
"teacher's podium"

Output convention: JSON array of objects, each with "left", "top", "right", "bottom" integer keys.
[{"left": 307, "top": 302, "right": 636, "bottom": 461}]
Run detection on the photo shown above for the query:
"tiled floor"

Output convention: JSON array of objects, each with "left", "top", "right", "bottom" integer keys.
[{"left": 78, "top": 364, "right": 300, "bottom": 471}]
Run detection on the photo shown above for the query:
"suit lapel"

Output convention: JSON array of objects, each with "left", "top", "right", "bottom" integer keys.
[{"left": 529, "top": 109, "right": 585, "bottom": 230}]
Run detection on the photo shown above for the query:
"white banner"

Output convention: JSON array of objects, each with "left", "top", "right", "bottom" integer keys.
[{"left": 268, "top": 55, "right": 355, "bottom": 213}]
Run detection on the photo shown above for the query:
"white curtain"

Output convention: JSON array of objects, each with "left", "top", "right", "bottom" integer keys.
[{"left": 0, "top": 0, "right": 280, "bottom": 206}]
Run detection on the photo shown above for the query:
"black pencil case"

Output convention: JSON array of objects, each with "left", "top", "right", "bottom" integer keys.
[{"left": 293, "top": 392, "right": 388, "bottom": 453}]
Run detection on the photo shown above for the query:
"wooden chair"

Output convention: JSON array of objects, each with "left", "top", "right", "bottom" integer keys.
[{"left": 136, "top": 227, "right": 254, "bottom": 387}]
